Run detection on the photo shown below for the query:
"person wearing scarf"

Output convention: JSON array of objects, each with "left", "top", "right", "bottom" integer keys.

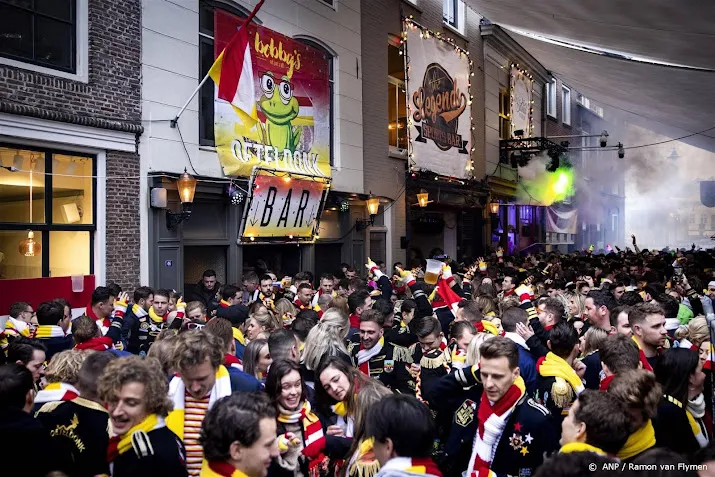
[
  {"left": 597, "top": 333, "right": 642, "bottom": 391},
  {"left": 295, "top": 283, "right": 324, "bottom": 319},
  {"left": 535, "top": 322, "right": 584, "bottom": 425},
  {"left": 84, "top": 286, "right": 116, "bottom": 336},
  {"left": 363, "top": 394, "right": 442, "bottom": 477},
  {"left": 604, "top": 370, "right": 660, "bottom": 461},
  {"left": 630, "top": 302, "right": 669, "bottom": 371},
  {"left": 558, "top": 390, "right": 632, "bottom": 459},
  {"left": 166, "top": 332, "right": 234, "bottom": 476},
  {"left": 122, "top": 286, "right": 156, "bottom": 355},
  {"left": 465, "top": 337, "right": 557, "bottom": 477},
  {"left": 501, "top": 307, "right": 538, "bottom": 395},
  {"left": 98, "top": 356, "right": 187, "bottom": 477},
  {"left": 216, "top": 285, "right": 250, "bottom": 326},
  {"left": 311, "top": 274, "right": 338, "bottom": 308},
  {"left": 200, "top": 391, "right": 281, "bottom": 477},
  {"left": 33, "top": 300, "right": 73, "bottom": 361},
  {"left": 349, "top": 310, "right": 412, "bottom": 394},
  {"left": 267, "top": 361, "right": 328, "bottom": 477},
  {"left": 4, "top": 312, "right": 31, "bottom": 338}
]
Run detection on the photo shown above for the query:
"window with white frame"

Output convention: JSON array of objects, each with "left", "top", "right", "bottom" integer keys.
[
  {"left": 561, "top": 86, "right": 571, "bottom": 125},
  {"left": 388, "top": 40, "right": 407, "bottom": 152},
  {"left": 546, "top": 79, "right": 556, "bottom": 118},
  {"left": 0, "top": 0, "right": 88, "bottom": 80},
  {"left": 443, "top": 0, "right": 465, "bottom": 34}
]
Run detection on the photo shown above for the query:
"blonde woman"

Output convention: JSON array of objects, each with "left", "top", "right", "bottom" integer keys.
[
  {"left": 345, "top": 381, "right": 393, "bottom": 477},
  {"left": 580, "top": 327, "right": 608, "bottom": 358},
  {"left": 244, "top": 309, "right": 280, "bottom": 341},
  {"left": 34, "top": 349, "right": 90, "bottom": 411},
  {"left": 475, "top": 296, "right": 497, "bottom": 319},
  {"left": 566, "top": 292, "right": 586, "bottom": 321},
  {"left": 302, "top": 309, "right": 351, "bottom": 384},
  {"left": 676, "top": 316, "right": 709, "bottom": 350},
  {"left": 274, "top": 297, "right": 297, "bottom": 328},
  {"left": 551, "top": 292, "right": 572, "bottom": 321}
]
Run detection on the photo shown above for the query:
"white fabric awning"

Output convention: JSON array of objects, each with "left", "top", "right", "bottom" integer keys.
[{"left": 467, "top": 0, "right": 715, "bottom": 150}]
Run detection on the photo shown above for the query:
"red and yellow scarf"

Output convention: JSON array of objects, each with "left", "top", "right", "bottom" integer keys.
[
  {"left": 277, "top": 400, "right": 326, "bottom": 462},
  {"left": 107, "top": 414, "right": 165, "bottom": 462},
  {"left": 380, "top": 457, "right": 442, "bottom": 477},
  {"left": 35, "top": 382, "right": 80, "bottom": 406},
  {"left": 202, "top": 461, "right": 249, "bottom": 477},
  {"left": 219, "top": 299, "right": 231, "bottom": 308},
  {"left": 85, "top": 303, "right": 111, "bottom": 330}
]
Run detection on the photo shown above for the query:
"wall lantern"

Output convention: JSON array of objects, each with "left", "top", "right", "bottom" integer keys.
[
  {"left": 416, "top": 189, "right": 432, "bottom": 207},
  {"left": 489, "top": 200, "right": 500, "bottom": 215},
  {"left": 357, "top": 194, "right": 380, "bottom": 230},
  {"left": 167, "top": 168, "right": 198, "bottom": 229}
]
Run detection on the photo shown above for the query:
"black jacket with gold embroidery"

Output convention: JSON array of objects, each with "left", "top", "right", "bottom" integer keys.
[
  {"left": 347, "top": 340, "right": 412, "bottom": 393},
  {"left": 35, "top": 397, "right": 111, "bottom": 477},
  {"left": 111, "top": 426, "right": 187, "bottom": 477}
]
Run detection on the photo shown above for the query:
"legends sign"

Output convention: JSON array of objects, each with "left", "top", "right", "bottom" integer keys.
[
  {"left": 406, "top": 26, "right": 471, "bottom": 179},
  {"left": 240, "top": 174, "right": 328, "bottom": 242}
]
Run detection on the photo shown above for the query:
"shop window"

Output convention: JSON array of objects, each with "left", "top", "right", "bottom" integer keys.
[
  {"left": 0, "top": 0, "right": 78, "bottom": 73},
  {"left": 498, "top": 88, "right": 510, "bottom": 140},
  {"left": 0, "top": 145, "right": 95, "bottom": 279},
  {"left": 388, "top": 41, "right": 407, "bottom": 153}
]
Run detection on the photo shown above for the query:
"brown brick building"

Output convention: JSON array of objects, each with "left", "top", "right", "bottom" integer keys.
[{"left": 0, "top": 0, "right": 142, "bottom": 314}]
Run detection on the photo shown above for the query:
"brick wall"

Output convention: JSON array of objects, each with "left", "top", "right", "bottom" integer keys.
[
  {"left": 0, "top": 0, "right": 141, "bottom": 122},
  {"left": 105, "top": 151, "right": 141, "bottom": 291},
  {"left": 0, "top": 0, "right": 142, "bottom": 290}
]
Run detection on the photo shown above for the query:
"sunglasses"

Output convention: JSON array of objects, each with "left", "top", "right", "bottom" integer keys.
[{"left": 185, "top": 322, "right": 205, "bottom": 330}]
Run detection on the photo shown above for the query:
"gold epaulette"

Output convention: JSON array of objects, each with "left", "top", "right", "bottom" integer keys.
[
  {"left": 420, "top": 349, "right": 448, "bottom": 369},
  {"left": 551, "top": 377, "right": 573, "bottom": 408},
  {"left": 392, "top": 345, "right": 413, "bottom": 363},
  {"left": 35, "top": 400, "right": 63, "bottom": 416}
]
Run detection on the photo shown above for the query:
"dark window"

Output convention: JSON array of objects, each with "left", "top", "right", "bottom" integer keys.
[
  {"left": 316, "top": 0, "right": 335, "bottom": 6},
  {"left": 0, "top": 144, "right": 96, "bottom": 279},
  {"left": 198, "top": 1, "right": 248, "bottom": 147},
  {"left": 0, "top": 0, "right": 76, "bottom": 72},
  {"left": 296, "top": 38, "right": 335, "bottom": 166}
]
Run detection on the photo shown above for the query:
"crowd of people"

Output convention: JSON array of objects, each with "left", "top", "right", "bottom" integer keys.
[{"left": 4, "top": 237, "right": 715, "bottom": 477}]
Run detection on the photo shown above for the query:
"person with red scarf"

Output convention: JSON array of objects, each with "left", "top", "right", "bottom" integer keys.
[
  {"left": 83, "top": 286, "right": 116, "bottom": 336},
  {"left": 630, "top": 301, "right": 668, "bottom": 371},
  {"left": 465, "top": 337, "right": 558, "bottom": 477},
  {"left": 364, "top": 394, "right": 443, "bottom": 477},
  {"left": 200, "top": 392, "right": 280, "bottom": 477},
  {"left": 598, "top": 334, "right": 640, "bottom": 391}
]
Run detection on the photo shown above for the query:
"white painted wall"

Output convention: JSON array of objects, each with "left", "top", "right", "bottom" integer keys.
[{"left": 139, "top": 0, "right": 364, "bottom": 282}]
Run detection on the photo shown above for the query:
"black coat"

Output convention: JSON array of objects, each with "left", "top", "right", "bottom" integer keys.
[
  {"left": 111, "top": 426, "right": 187, "bottom": 477},
  {"left": 653, "top": 398, "right": 701, "bottom": 457},
  {"left": 347, "top": 340, "right": 412, "bottom": 394},
  {"left": 35, "top": 397, "right": 111, "bottom": 477},
  {"left": 0, "top": 408, "right": 59, "bottom": 477}
]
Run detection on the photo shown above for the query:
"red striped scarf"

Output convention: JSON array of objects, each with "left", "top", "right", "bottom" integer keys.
[
  {"left": 107, "top": 414, "right": 164, "bottom": 463},
  {"left": 85, "top": 304, "right": 111, "bottom": 329},
  {"left": 277, "top": 401, "right": 326, "bottom": 462},
  {"left": 381, "top": 457, "right": 442, "bottom": 477},
  {"left": 35, "top": 382, "right": 80, "bottom": 405},
  {"left": 75, "top": 336, "right": 113, "bottom": 351},
  {"left": 219, "top": 299, "right": 231, "bottom": 308}
]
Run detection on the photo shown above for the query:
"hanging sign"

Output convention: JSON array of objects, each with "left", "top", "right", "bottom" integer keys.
[
  {"left": 510, "top": 68, "right": 533, "bottom": 137},
  {"left": 240, "top": 173, "right": 328, "bottom": 242},
  {"left": 406, "top": 24, "right": 471, "bottom": 179},
  {"left": 213, "top": 10, "right": 331, "bottom": 178}
]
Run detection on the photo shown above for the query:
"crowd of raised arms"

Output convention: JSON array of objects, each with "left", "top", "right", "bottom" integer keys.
[{"left": 6, "top": 236, "right": 715, "bottom": 477}]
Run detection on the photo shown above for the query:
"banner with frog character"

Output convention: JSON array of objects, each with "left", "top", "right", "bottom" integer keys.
[{"left": 213, "top": 10, "right": 331, "bottom": 178}]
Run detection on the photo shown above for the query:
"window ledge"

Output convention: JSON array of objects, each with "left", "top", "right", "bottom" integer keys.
[
  {"left": 443, "top": 22, "right": 468, "bottom": 41},
  {"left": 388, "top": 146, "right": 408, "bottom": 160},
  {"left": 547, "top": 113, "right": 558, "bottom": 121},
  {"left": 199, "top": 145, "right": 217, "bottom": 152}
]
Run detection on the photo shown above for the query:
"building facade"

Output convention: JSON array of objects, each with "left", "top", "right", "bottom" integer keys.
[
  {"left": 0, "top": 0, "right": 142, "bottom": 314},
  {"left": 481, "top": 21, "right": 549, "bottom": 255},
  {"left": 141, "top": 0, "right": 367, "bottom": 290},
  {"left": 544, "top": 77, "right": 626, "bottom": 251}
]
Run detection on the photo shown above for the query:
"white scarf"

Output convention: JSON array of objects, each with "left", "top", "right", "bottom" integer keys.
[
  {"left": 688, "top": 394, "right": 710, "bottom": 448},
  {"left": 504, "top": 332, "right": 530, "bottom": 351},
  {"left": 168, "top": 364, "right": 232, "bottom": 412},
  {"left": 357, "top": 337, "right": 384, "bottom": 365},
  {"left": 35, "top": 382, "right": 80, "bottom": 405}
]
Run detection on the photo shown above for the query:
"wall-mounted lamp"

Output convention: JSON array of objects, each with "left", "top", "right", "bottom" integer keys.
[
  {"left": 167, "top": 168, "right": 197, "bottom": 229},
  {"left": 489, "top": 200, "right": 500, "bottom": 215},
  {"left": 415, "top": 189, "right": 432, "bottom": 207},
  {"left": 357, "top": 194, "right": 380, "bottom": 230}
]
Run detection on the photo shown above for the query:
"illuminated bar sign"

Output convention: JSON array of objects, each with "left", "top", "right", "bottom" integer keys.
[{"left": 240, "top": 174, "right": 328, "bottom": 242}]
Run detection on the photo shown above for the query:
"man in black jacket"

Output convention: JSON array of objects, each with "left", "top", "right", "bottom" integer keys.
[
  {"left": 0, "top": 364, "right": 60, "bottom": 477},
  {"left": 188, "top": 269, "right": 221, "bottom": 314}
]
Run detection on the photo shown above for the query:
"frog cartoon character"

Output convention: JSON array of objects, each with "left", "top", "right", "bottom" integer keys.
[{"left": 259, "top": 72, "right": 302, "bottom": 153}]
